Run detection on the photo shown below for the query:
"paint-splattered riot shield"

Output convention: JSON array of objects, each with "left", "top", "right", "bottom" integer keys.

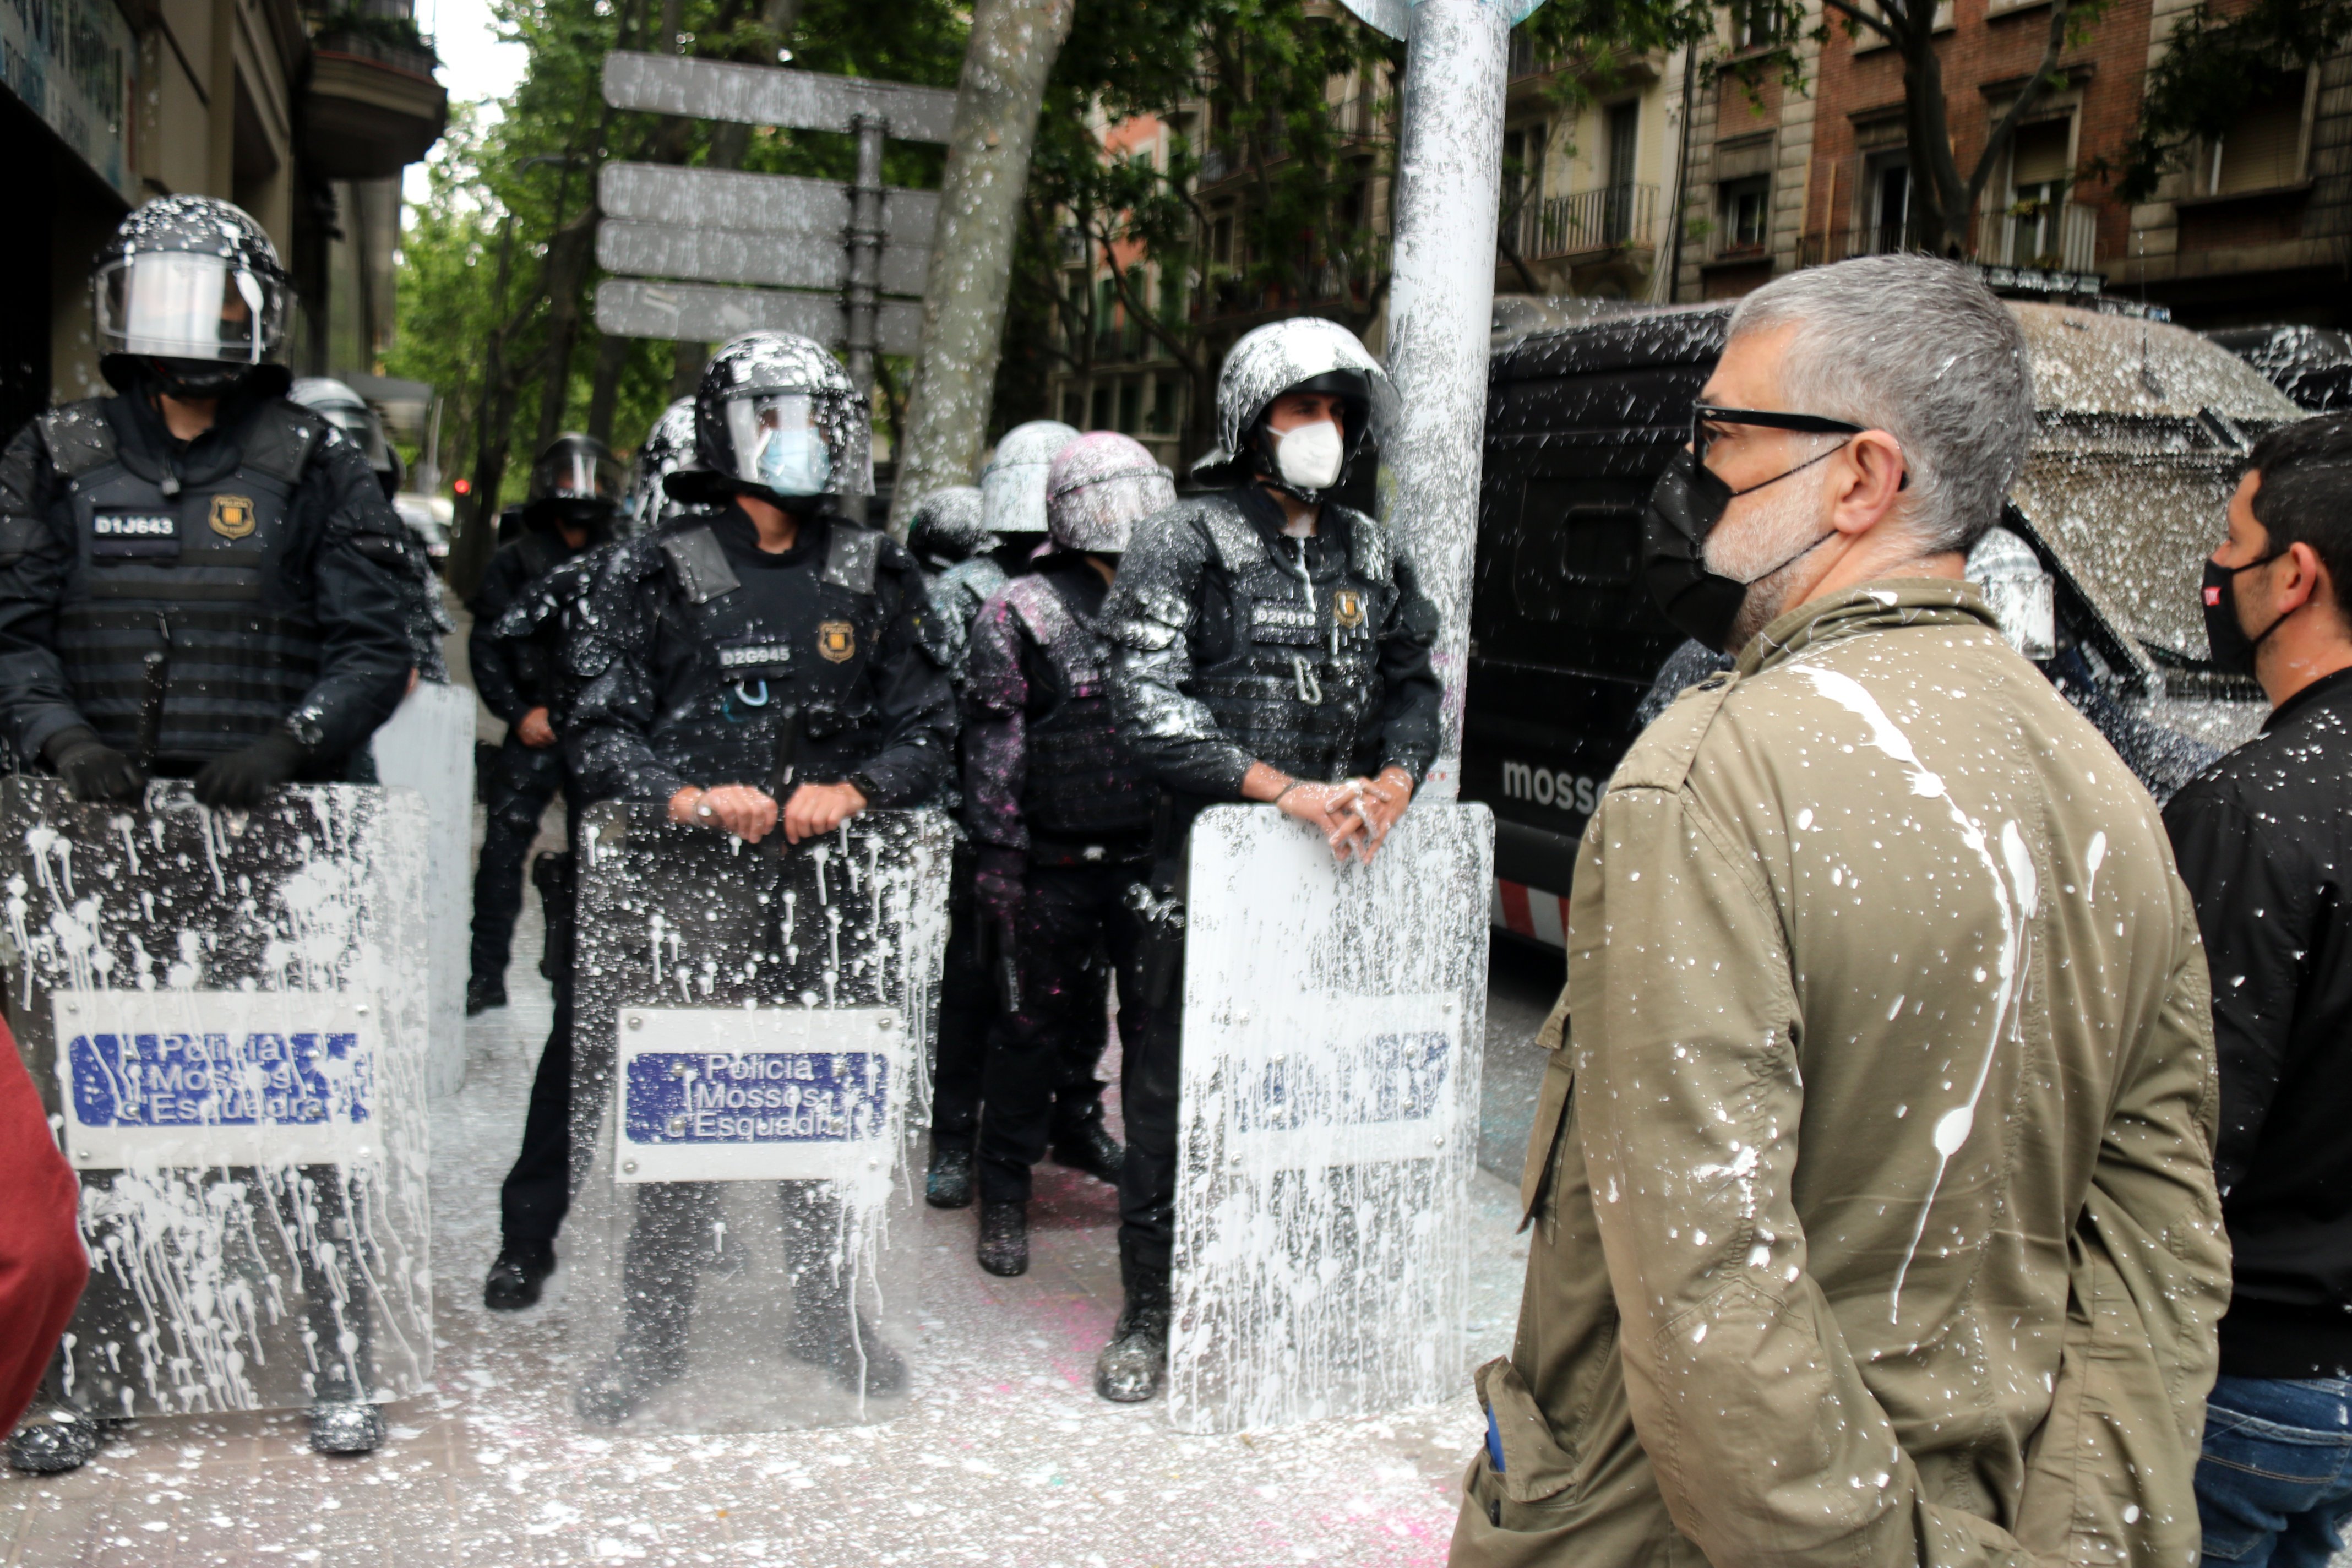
[
  {"left": 567, "top": 803, "right": 950, "bottom": 1433},
  {"left": 1170, "top": 802, "right": 1494, "bottom": 1434},
  {"left": 0, "top": 777, "right": 434, "bottom": 1419},
  {"left": 369, "top": 679, "right": 476, "bottom": 1097}
]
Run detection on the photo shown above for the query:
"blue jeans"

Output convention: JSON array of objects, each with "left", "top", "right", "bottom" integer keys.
[{"left": 2198, "top": 1374, "right": 2352, "bottom": 1568}]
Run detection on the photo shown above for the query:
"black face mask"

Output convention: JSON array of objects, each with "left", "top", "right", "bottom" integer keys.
[
  {"left": 2201, "top": 553, "right": 2286, "bottom": 676},
  {"left": 148, "top": 357, "right": 252, "bottom": 401},
  {"left": 1639, "top": 448, "right": 1843, "bottom": 653}
]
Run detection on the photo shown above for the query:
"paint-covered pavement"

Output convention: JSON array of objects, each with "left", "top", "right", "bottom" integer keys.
[{"left": 2, "top": 823, "right": 1549, "bottom": 1568}]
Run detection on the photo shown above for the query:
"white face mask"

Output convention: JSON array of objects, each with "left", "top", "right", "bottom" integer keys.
[{"left": 1271, "top": 418, "right": 1345, "bottom": 491}]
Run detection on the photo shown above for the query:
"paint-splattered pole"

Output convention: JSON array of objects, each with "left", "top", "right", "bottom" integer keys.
[{"left": 1357, "top": 0, "right": 1529, "bottom": 801}]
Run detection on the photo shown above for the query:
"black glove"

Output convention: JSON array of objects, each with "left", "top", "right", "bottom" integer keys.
[
  {"left": 192, "top": 733, "right": 309, "bottom": 810},
  {"left": 44, "top": 726, "right": 146, "bottom": 803}
]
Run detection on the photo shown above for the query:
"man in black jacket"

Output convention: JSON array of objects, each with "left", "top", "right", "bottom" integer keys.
[
  {"left": 2168, "top": 411, "right": 2352, "bottom": 1568},
  {"left": 562, "top": 332, "right": 954, "bottom": 1422},
  {"left": 465, "top": 433, "right": 624, "bottom": 1016}
]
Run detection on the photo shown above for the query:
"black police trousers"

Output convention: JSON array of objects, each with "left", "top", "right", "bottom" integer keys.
[
  {"left": 933, "top": 842, "right": 1108, "bottom": 1157},
  {"left": 498, "top": 963, "right": 575, "bottom": 1245},
  {"left": 976, "top": 863, "right": 1147, "bottom": 1206},
  {"left": 470, "top": 733, "right": 569, "bottom": 986}
]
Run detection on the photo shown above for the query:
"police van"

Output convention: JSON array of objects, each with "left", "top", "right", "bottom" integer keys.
[{"left": 1464, "top": 298, "right": 2301, "bottom": 945}]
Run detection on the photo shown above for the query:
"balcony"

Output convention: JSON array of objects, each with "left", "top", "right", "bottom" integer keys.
[
  {"left": 304, "top": 21, "right": 448, "bottom": 180},
  {"left": 1503, "top": 183, "right": 1659, "bottom": 261},
  {"left": 1977, "top": 202, "right": 2098, "bottom": 274}
]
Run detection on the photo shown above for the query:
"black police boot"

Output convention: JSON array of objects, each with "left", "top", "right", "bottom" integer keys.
[
  {"left": 482, "top": 1240, "right": 556, "bottom": 1310},
  {"left": 465, "top": 975, "right": 507, "bottom": 1016},
  {"left": 574, "top": 1338, "right": 688, "bottom": 1427},
  {"left": 307, "top": 1401, "right": 386, "bottom": 1455},
  {"left": 976, "top": 1201, "right": 1029, "bottom": 1277},
  {"left": 1050, "top": 1110, "right": 1126, "bottom": 1186},
  {"left": 925, "top": 1141, "right": 974, "bottom": 1209},
  {"left": 7, "top": 1409, "right": 103, "bottom": 1473},
  {"left": 787, "top": 1294, "right": 907, "bottom": 1397},
  {"left": 1094, "top": 1275, "right": 1172, "bottom": 1404}
]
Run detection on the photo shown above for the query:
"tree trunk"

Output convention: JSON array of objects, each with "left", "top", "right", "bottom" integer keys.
[
  {"left": 886, "top": 0, "right": 1077, "bottom": 536},
  {"left": 586, "top": 333, "right": 631, "bottom": 445},
  {"left": 534, "top": 212, "right": 600, "bottom": 450}
]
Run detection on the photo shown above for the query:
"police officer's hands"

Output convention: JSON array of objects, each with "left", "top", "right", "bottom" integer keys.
[
  {"left": 1349, "top": 766, "right": 1417, "bottom": 862},
  {"left": 972, "top": 847, "right": 1026, "bottom": 928},
  {"left": 1273, "top": 780, "right": 1376, "bottom": 862},
  {"left": 516, "top": 706, "right": 557, "bottom": 748},
  {"left": 782, "top": 781, "right": 868, "bottom": 845},
  {"left": 44, "top": 727, "right": 146, "bottom": 803},
  {"left": 192, "top": 733, "right": 309, "bottom": 809},
  {"left": 671, "top": 784, "right": 778, "bottom": 843}
]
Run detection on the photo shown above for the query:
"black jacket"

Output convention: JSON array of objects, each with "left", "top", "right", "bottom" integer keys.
[
  {"left": 468, "top": 527, "right": 585, "bottom": 726},
  {"left": 0, "top": 376, "right": 413, "bottom": 769},
  {"left": 2165, "top": 666, "right": 2352, "bottom": 1378},
  {"left": 563, "top": 504, "right": 955, "bottom": 809}
]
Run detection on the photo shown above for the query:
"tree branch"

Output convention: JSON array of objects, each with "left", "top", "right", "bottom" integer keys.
[
  {"left": 1967, "top": 0, "right": 2075, "bottom": 209},
  {"left": 1816, "top": 0, "right": 1898, "bottom": 46}
]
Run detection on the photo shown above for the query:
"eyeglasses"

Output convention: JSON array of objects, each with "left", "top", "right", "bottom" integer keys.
[{"left": 1690, "top": 402, "right": 1909, "bottom": 489}]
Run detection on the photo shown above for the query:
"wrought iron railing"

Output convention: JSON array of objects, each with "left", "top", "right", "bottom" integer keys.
[
  {"left": 1503, "top": 183, "right": 1659, "bottom": 260},
  {"left": 1976, "top": 202, "right": 2098, "bottom": 273}
]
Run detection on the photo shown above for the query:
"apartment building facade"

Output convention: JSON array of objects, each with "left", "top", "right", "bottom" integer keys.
[{"left": 1, "top": 0, "right": 447, "bottom": 433}]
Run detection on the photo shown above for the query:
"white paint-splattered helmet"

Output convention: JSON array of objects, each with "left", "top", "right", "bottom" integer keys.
[
  {"left": 980, "top": 420, "right": 1081, "bottom": 534},
  {"left": 629, "top": 397, "right": 699, "bottom": 531},
  {"left": 680, "top": 331, "right": 873, "bottom": 505},
  {"left": 1200, "top": 317, "right": 1396, "bottom": 492},
  {"left": 287, "top": 377, "right": 399, "bottom": 488},
  {"left": 94, "top": 195, "right": 293, "bottom": 393},
  {"left": 905, "top": 486, "right": 992, "bottom": 569},
  {"left": 1046, "top": 433, "right": 1175, "bottom": 556}
]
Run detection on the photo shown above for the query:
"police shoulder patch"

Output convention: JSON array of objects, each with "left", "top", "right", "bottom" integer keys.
[{"left": 209, "top": 494, "right": 257, "bottom": 540}]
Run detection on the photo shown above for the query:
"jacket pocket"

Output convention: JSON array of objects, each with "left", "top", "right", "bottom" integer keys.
[
  {"left": 1520, "top": 1052, "right": 1574, "bottom": 1223},
  {"left": 1475, "top": 1357, "right": 1586, "bottom": 1508}
]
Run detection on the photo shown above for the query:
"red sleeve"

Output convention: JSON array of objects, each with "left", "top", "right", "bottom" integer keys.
[{"left": 0, "top": 1019, "right": 86, "bottom": 1434}]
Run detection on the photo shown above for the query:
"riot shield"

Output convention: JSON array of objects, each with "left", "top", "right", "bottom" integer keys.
[
  {"left": 1170, "top": 802, "right": 1494, "bottom": 1433},
  {"left": 568, "top": 802, "right": 950, "bottom": 1433},
  {"left": 370, "top": 679, "right": 477, "bottom": 1097},
  {"left": 0, "top": 777, "right": 434, "bottom": 1419}
]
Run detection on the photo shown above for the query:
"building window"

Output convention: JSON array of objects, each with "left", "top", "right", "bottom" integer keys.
[
  {"left": 1090, "top": 385, "right": 1112, "bottom": 431},
  {"left": 1060, "top": 390, "right": 1084, "bottom": 428},
  {"left": 1867, "top": 155, "right": 1910, "bottom": 252},
  {"left": 1118, "top": 382, "right": 1142, "bottom": 434},
  {"left": 1731, "top": 0, "right": 1778, "bottom": 50},
  {"left": 2208, "top": 71, "right": 2309, "bottom": 194},
  {"left": 1212, "top": 215, "right": 1234, "bottom": 268},
  {"left": 1719, "top": 177, "right": 1770, "bottom": 253},
  {"left": 1148, "top": 377, "right": 1179, "bottom": 434},
  {"left": 1158, "top": 270, "right": 1186, "bottom": 330},
  {"left": 2004, "top": 118, "right": 2072, "bottom": 266},
  {"left": 1604, "top": 102, "right": 1640, "bottom": 246}
]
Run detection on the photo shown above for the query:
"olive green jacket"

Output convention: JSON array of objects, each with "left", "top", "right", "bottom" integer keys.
[{"left": 1452, "top": 581, "right": 2227, "bottom": 1568}]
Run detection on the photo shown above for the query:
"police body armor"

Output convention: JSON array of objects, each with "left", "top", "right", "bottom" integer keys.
[
  {"left": 651, "top": 514, "right": 894, "bottom": 785},
  {"left": 36, "top": 398, "right": 328, "bottom": 763},
  {"left": 502, "top": 528, "right": 573, "bottom": 712},
  {"left": 1001, "top": 570, "right": 1153, "bottom": 852},
  {"left": 1185, "top": 496, "right": 1395, "bottom": 785}
]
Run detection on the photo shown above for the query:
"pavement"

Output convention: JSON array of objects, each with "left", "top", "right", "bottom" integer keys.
[{"left": 2, "top": 785, "right": 1564, "bottom": 1567}]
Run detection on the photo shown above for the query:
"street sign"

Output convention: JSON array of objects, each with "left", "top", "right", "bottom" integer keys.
[
  {"left": 595, "top": 280, "right": 922, "bottom": 355},
  {"left": 600, "top": 161, "right": 939, "bottom": 246},
  {"left": 598, "top": 221, "right": 930, "bottom": 297},
  {"left": 602, "top": 51, "right": 957, "bottom": 142}
]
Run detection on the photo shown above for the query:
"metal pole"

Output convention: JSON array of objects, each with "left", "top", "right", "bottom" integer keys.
[
  {"left": 1377, "top": 0, "right": 1509, "bottom": 802},
  {"left": 842, "top": 112, "right": 886, "bottom": 526}
]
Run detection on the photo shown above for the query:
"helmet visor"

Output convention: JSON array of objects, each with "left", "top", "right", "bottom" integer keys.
[
  {"left": 541, "top": 447, "right": 624, "bottom": 502},
  {"left": 94, "top": 253, "right": 286, "bottom": 363},
  {"left": 319, "top": 405, "right": 394, "bottom": 472},
  {"left": 724, "top": 393, "right": 834, "bottom": 497}
]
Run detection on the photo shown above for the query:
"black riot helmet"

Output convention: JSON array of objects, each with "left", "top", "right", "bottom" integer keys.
[
  {"left": 676, "top": 331, "right": 873, "bottom": 513},
  {"left": 93, "top": 195, "right": 293, "bottom": 400},
  {"left": 287, "top": 378, "right": 403, "bottom": 499},
  {"left": 526, "top": 432, "right": 626, "bottom": 538},
  {"left": 905, "top": 486, "right": 992, "bottom": 570}
]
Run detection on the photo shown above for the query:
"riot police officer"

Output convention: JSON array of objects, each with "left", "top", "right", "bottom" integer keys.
[
  {"left": 905, "top": 484, "right": 990, "bottom": 582},
  {"left": 962, "top": 434, "right": 1174, "bottom": 1277},
  {"left": 287, "top": 377, "right": 454, "bottom": 685},
  {"left": 562, "top": 332, "right": 955, "bottom": 1420},
  {"left": 1098, "top": 317, "right": 1442, "bottom": 1403},
  {"left": 0, "top": 195, "right": 416, "bottom": 1463},
  {"left": 625, "top": 396, "right": 698, "bottom": 535},
  {"left": 465, "top": 432, "right": 625, "bottom": 1016}
]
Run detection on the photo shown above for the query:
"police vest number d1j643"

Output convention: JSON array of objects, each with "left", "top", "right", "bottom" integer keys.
[{"left": 1501, "top": 759, "right": 1603, "bottom": 816}]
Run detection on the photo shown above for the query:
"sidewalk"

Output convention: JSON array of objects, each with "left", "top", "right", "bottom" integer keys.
[{"left": 3, "top": 845, "right": 1532, "bottom": 1567}]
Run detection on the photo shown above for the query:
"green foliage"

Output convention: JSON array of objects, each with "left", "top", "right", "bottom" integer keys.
[{"left": 2114, "top": 0, "right": 2352, "bottom": 202}]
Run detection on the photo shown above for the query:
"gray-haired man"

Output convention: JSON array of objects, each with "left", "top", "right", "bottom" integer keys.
[{"left": 1451, "top": 254, "right": 2228, "bottom": 1568}]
